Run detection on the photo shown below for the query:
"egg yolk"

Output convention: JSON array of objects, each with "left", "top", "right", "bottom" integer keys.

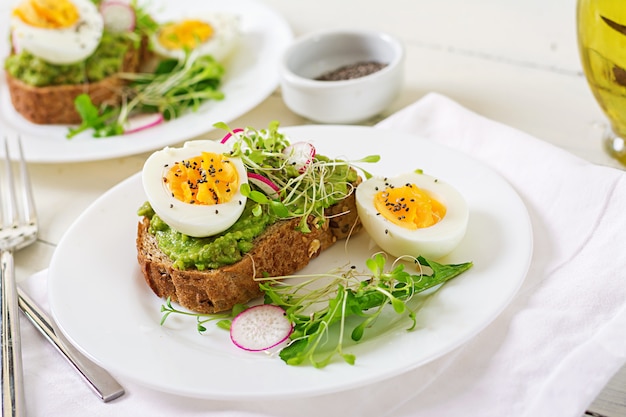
[
  {"left": 157, "top": 20, "right": 214, "bottom": 51},
  {"left": 164, "top": 152, "right": 238, "bottom": 205},
  {"left": 374, "top": 184, "right": 446, "bottom": 229},
  {"left": 13, "top": 0, "right": 79, "bottom": 29}
]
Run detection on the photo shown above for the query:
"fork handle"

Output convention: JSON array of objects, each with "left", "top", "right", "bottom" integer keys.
[
  {"left": 17, "top": 287, "right": 125, "bottom": 402},
  {"left": 1, "top": 250, "right": 26, "bottom": 417}
]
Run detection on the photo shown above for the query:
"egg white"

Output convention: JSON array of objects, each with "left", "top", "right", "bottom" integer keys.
[
  {"left": 151, "top": 13, "right": 240, "bottom": 62},
  {"left": 10, "top": 0, "right": 104, "bottom": 65},
  {"left": 142, "top": 140, "right": 248, "bottom": 238},
  {"left": 355, "top": 171, "right": 469, "bottom": 260}
]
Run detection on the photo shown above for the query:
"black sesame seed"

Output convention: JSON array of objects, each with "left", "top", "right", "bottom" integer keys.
[{"left": 314, "top": 61, "right": 388, "bottom": 81}]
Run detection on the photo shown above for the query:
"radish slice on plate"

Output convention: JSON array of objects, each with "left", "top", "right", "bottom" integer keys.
[
  {"left": 283, "top": 142, "right": 316, "bottom": 172},
  {"left": 101, "top": 1, "right": 136, "bottom": 33},
  {"left": 124, "top": 113, "right": 164, "bottom": 134},
  {"left": 247, "top": 173, "right": 280, "bottom": 200},
  {"left": 10, "top": 30, "right": 22, "bottom": 54},
  {"left": 230, "top": 305, "right": 293, "bottom": 351},
  {"left": 220, "top": 128, "right": 244, "bottom": 144}
]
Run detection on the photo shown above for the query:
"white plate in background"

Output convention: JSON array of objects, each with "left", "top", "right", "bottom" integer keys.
[{"left": 0, "top": 0, "right": 292, "bottom": 163}]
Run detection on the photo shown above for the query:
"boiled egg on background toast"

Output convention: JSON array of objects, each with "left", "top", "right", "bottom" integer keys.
[
  {"left": 151, "top": 13, "right": 240, "bottom": 62},
  {"left": 10, "top": 0, "right": 104, "bottom": 64},
  {"left": 142, "top": 140, "right": 248, "bottom": 237},
  {"left": 356, "top": 171, "right": 469, "bottom": 260}
]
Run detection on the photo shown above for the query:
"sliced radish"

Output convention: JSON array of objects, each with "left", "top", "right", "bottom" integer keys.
[
  {"left": 101, "top": 1, "right": 136, "bottom": 33},
  {"left": 220, "top": 128, "right": 244, "bottom": 144},
  {"left": 230, "top": 305, "right": 293, "bottom": 352},
  {"left": 283, "top": 142, "right": 316, "bottom": 173},
  {"left": 124, "top": 113, "right": 164, "bottom": 134},
  {"left": 11, "top": 30, "right": 22, "bottom": 54},
  {"left": 247, "top": 173, "right": 280, "bottom": 200}
]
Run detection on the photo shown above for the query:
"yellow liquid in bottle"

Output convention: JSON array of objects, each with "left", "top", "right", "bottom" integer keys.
[{"left": 577, "top": 0, "right": 626, "bottom": 138}]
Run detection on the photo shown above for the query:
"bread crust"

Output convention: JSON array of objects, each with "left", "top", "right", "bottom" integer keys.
[
  {"left": 5, "top": 38, "right": 146, "bottom": 125},
  {"left": 136, "top": 191, "right": 361, "bottom": 313},
  {"left": 6, "top": 73, "right": 126, "bottom": 125}
]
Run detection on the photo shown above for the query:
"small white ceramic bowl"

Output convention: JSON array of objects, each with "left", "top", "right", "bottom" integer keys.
[{"left": 279, "top": 29, "right": 404, "bottom": 124}]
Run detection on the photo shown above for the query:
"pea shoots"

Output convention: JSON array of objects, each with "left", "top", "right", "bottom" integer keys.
[{"left": 160, "top": 253, "right": 473, "bottom": 368}]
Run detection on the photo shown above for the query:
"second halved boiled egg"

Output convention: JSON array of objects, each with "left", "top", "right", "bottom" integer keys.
[
  {"left": 142, "top": 140, "right": 248, "bottom": 237},
  {"left": 355, "top": 171, "right": 469, "bottom": 260},
  {"left": 151, "top": 13, "right": 240, "bottom": 62}
]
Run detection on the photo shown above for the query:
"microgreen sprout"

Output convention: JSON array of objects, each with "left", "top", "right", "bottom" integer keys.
[
  {"left": 159, "top": 254, "right": 473, "bottom": 368},
  {"left": 260, "top": 254, "right": 472, "bottom": 367},
  {"left": 215, "top": 121, "right": 380, "bottom": 232},
  {"left": 68, "top": 53, "right": 224, "bottom": 138},
  {"left": 160, "top": 297, "right": 246, "bottom": 333},
  {"left": 118, "top": 52, "right": 224, "bottom": 121}
]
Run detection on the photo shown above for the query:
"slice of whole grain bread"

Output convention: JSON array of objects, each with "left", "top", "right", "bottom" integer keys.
[
  {"left": 6, "top": 74, "right": 126, "bottom": 125},
  {"left": 5, "top": 38, "right": 147, "bottom": 125},
  {"left": 136, "top": 190, "right": 361, "bottom": 314}
]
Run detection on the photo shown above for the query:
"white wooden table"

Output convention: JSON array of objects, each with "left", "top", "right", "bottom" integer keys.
[{"left": 8, "top": 0, "right": 625, "bottom": 415}]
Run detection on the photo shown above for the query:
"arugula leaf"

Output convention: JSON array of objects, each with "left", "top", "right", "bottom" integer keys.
[
  {"left": 66, "top": 94, "right": 123, "bottom": 139},
  {"left": 159, "top": 254, "right": 473, "bottom": 368},
  {"left": 271, "top": 254, "right": 473, "bottom": 367}
]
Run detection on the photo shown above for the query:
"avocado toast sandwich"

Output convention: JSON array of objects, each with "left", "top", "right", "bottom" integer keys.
[{"left": 136, "top": 122, "right": 365, "bottom": 313}]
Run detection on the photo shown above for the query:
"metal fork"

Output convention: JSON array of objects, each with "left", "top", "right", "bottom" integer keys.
[{"left": 0, "top": 136, "right": 37, "bottom": 416}]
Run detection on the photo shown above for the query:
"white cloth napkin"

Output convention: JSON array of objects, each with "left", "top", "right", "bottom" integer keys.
[{"left": 20, "top": 92, "right": 626, "bottom": 416}]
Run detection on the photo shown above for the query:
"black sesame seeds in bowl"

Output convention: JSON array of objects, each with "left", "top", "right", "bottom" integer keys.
[
  {"left": 315, "top": 61, "right": 389, "bottom": 81},
  {"left": 279, "top": 29, "right": 405, "bottom": 124}
]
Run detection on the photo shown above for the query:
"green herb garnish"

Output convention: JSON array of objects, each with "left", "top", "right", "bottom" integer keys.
[
  {"left": 160, "top": 254, "right": 473, "bottom": 368},
  {"left": 161, "top": 299, "right": 246, "bottom": 333},
  {"left": 217, "top": 121, "right": 380, "bottom": 232},
  {"left": 67, "top": 53, "right": 224, "bottom": 138},
  {"left": 263, "top": 254, "right": 472, "bottom": 367}
]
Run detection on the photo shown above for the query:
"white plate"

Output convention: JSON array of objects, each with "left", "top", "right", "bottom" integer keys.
[
  {"left": 0, "top": 0, "right": 292, "bottom": 163},
  {"left": 48, "top": 125, "right": 533, "bottom": 400}
]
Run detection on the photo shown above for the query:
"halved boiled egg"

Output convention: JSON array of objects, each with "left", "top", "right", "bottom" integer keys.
[
  {"left": 142, "top": 140, "right": 248, "bottom": 237},
  {"left": 355, "top": 171, "right": 469, "bottom": 260},
  {"left": 151, "top": 13, "right": 240, "bottom": 62},
  {"left": 10, "top": 0, "right": 104, "bottom": 64}
]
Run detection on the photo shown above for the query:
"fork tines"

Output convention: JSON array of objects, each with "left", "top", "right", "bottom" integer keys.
[{"left": 0, "top": 137, "right": 37, "bottom": 250}]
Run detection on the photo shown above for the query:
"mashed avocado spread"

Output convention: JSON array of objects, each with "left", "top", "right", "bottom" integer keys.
[
  {"left": 4, "top": 31, "right": 136, "bottom": 87},
  {"left": 138, "top": 200, "right": 275, "bottom": 271}
]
